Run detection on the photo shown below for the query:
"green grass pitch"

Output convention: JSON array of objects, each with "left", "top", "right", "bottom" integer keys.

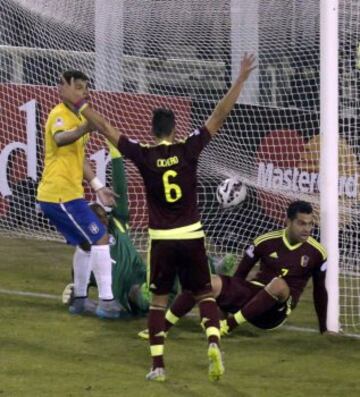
[{"left": 0, "top": 238, "right": 359, "bottom": 397}]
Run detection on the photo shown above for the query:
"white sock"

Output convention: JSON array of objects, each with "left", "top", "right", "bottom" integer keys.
[
  {"left": 90, "top": 245, "right": 114, "bottom": 300},
  {"left": 73, "top": 246, "right": 91, "bottom": 297}
]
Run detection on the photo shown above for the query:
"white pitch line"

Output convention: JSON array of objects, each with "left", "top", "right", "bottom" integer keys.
[
  {"left": 0, "top": 287, "right": 61, "bottom": 300},
  {"left": 1, "top": 287, "right": 359, "bottom": 339},
  {"left": 283, "top": 325, "right": 317, "bottom": 333}
]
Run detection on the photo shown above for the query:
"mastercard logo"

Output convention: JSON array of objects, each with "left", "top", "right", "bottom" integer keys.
[{"left": 256, "top": 130, "right": 359, "bottom": 223}]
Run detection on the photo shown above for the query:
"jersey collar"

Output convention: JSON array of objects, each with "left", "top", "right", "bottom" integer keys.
[
  {"left": 282, "top": 229, "right": 304, "bottom": 251},
  {"left": 63, "top": 102, "right": 82, "bottom": 119},
  {"left": 156, "top": 140, "right": 172, "bottom": 146}
]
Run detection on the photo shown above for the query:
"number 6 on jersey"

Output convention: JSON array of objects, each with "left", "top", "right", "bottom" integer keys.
[{"left": 162, "top": 170, "right": 182, "bottom": 203}]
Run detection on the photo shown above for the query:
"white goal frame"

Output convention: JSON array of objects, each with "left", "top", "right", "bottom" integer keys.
[{"left": 320, "top": 0, "right": 340, "bottom": 333}]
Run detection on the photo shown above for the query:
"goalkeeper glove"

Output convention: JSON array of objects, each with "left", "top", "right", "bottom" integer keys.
[{"left": 62, "top": 283, "right": 74, "bottom": 305}]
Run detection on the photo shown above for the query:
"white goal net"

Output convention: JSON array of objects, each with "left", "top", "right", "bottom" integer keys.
[{"left": 0, "top": 0, "right": 359, "bottom": 333}]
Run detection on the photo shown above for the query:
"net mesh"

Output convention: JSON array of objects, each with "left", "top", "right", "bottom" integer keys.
[{"left": 0, "top": 0, "right": 358, "bottom": 333}]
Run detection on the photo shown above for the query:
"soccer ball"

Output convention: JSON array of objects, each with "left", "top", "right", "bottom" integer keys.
[{"left": 216, "top": 177, "right": 247, "bottom": 208}]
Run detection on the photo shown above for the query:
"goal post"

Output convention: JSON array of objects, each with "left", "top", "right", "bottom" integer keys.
[{"left": 320, "top": 0, "right": 340, "bottom": 333}]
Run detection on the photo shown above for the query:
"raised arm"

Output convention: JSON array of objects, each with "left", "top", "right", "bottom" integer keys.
[
  {"left": 83, "top": 157, "right": 97, "bottom": 184},
  {"left": 53, "top": 122, "right": 92, "bottom": 147},
  {"left": 81, "top": 107, "right": 121, "bottom": 147},
  {"left": 205, "top": 53, "right": 256, "bottom": 136},
  {"left": 108, "top": 141, "right": 130, "bottom": 223},
  {"left": 60, "top": 77, "right": 121, "bottom": 147}
]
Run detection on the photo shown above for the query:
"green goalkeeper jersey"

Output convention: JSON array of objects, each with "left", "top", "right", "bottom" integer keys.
[
  {"left": 108, "top": 147, "right": 148, "bottom": 314},
  {"left": 109, "top": 216, "right": 147, "bottom": 313}
]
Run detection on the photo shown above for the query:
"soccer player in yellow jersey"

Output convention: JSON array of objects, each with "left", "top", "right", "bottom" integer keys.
[{"left": 37, "top": 70, "right": 121, "bottom": 319}]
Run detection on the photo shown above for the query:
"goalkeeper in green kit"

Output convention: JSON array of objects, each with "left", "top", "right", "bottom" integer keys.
[{"left": 62, "top": 142, "right": 149, "bottom": 317}]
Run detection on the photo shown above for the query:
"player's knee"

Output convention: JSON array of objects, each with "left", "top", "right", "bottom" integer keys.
[
  {"left": 266, "top": 277, "right": 290, "bottom": 301},
  {"left": 150, "top": 293, "right": 168, "bottom": 308},
  {"left": 194, "top": 290, "right": 215, "bottom": 303},
  {"left": 210, "top": 275, "right": 222, "bottom": 298}
]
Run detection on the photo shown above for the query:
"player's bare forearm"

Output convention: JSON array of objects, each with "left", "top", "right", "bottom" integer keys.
[
  {"left": 205, "top": 53, "right": 256, "bottom": 136},
  {"left": 205, "top": 81, "right": 245, "bottom": 135},
  {"left": 83, "top": 157, "right": 117, "bottom": 205},
  {"left": 81, "top": 106, "right": 121, "bottom": 147},
  {"left": 83, "top": 158, "right": 96, "bottom": 183},
  {"left": 53, "top": 123, "right": 89, "bottom": 147}
]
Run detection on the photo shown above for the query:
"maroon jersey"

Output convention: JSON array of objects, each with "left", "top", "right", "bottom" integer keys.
[
  {"left": 234, "top": 229, "right": 328, "bottom": 332},
  {"left": 118, "top": 127, "right": 211, "bottom": 231}
]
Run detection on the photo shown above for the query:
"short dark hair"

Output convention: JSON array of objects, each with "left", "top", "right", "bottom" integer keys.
[
  {"left": 61, "top": 70, "right": 89, "bottom": 84},
  {"left": 152, "top": 108, "right": 175, "bottom": 138},
  {"left": 287, "top": 200, "right": 313, "bottom": 220}
]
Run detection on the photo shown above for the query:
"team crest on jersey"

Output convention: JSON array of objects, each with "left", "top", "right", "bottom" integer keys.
[
  {"left": 54, "top": 117, "right": 64, "bottom": 127},
  {"left": 320, "top": 261, "right": 327, "bottom": 272},
  {"left": 189, "top": 129, "right": 200, "bottom": 138},
  {"left": 88, "top": 222, "right": 100, "bottom": 235},
  {"left": 246, "top": 245, "right": 255, "bottom": 258},
  {"left": 300, "top": 255, "right": 310, "bottom": 267}
]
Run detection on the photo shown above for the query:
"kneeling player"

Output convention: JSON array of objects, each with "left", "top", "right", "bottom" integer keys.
[
  {"left": 140, "top": 200, "right": 328, "bottom": 337},
  {"left": 63, "top": 144, "right": 149, "bottom": 316}
]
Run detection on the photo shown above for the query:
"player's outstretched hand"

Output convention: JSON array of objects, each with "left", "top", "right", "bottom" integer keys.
[
  {"left": 97, "top": 187, "right": 119, "bottom": 207},
  {"left": 237, "top": 53, "right": 257, "bottom": 83},
  {"left": 62, "top": 283, "right": 74, "bottom": 305}
]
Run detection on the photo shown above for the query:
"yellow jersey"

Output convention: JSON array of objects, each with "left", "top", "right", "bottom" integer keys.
[{"left": 37, "top": 103, "right": 89, "bottom": 203}]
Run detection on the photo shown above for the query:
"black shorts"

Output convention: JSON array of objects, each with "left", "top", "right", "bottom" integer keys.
[
  {"left": 217, "top": 275, "right": 291, "bottom": 330},
  {"left": 149, "top": 238, "right": 212, "bottom": 295}
]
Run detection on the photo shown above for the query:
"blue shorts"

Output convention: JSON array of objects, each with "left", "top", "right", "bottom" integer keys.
[{"left": 38, "top": 199, "right": 107, "bottom": 246}]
